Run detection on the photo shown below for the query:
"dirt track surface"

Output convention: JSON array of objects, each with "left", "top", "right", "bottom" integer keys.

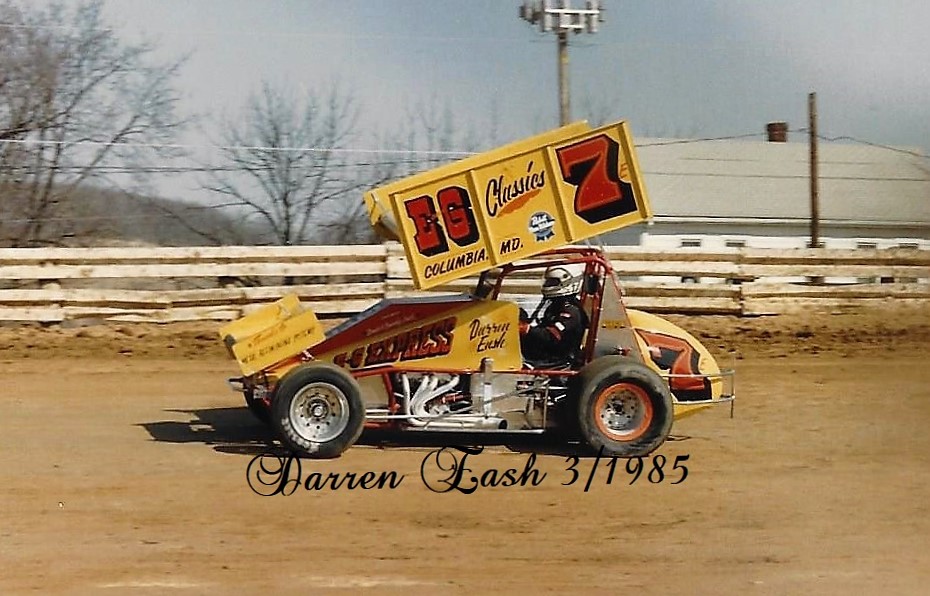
[{"left": 2, "top": 305, "right": 930, "bottom": 595}]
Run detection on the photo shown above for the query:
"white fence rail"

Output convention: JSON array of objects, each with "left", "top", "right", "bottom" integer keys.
[{"left": 1, "top": 243, "right": 928, "bottom": 322}]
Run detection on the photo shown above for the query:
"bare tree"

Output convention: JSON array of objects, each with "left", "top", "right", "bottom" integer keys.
[
  {"left": 578, "top": 88, "right": 618, "bottom": 128},
  {"left": 315, "top": 197, "right": 377, "bottom": 245},
  {"left": 202, "top": 82, "right": 385, "bottom": 245},
  {"left": 0, "top": 0, "right": 188, "bottom": 247},
  {"left": 395, "top": 95, "right": 485, "bottom": 176},
  {"left": 200, "top": 88, "right": 504, "bottom": 247}
]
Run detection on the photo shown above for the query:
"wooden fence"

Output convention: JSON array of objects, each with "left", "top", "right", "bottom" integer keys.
[{"left": 0, "top": 243, "right": 928, "bottom": 322}]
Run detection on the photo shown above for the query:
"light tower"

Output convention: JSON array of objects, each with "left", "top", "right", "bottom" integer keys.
[{"left": 519, "top": 1, "right": 605, "bottom": 126}]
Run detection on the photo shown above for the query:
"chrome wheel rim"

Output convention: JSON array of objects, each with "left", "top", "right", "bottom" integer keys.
[
  {"left": 289, "top": 382, "right": 349, "bottom": 443},
  {"left": 595, "top": 383, "right": 653, "bottom": 440}
]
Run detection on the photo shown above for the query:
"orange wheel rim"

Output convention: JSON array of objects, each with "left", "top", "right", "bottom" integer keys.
[{"left": 593, "top": 382, "right": 654, "bottom": 441}]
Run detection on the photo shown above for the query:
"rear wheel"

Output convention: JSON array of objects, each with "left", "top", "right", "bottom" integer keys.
[
  {"left": 573, "top": 357, "right": 673, "bottom": 457},
  {"left": 271, "top": 363, "right": 365, "bottom": 459}
]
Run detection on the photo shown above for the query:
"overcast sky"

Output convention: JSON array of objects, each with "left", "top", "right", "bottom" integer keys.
[{"left": 84, "top": 0, "right": 930, "bottom": 200}]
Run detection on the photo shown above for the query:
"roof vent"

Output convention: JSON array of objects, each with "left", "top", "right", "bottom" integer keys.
[{"left": 766, "top": 122, "right": 788, "bottom": 143}]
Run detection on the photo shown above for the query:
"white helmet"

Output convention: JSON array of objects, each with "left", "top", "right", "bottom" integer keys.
[{"left": 541, "top": 265, "right": 584, "bottom": 298}]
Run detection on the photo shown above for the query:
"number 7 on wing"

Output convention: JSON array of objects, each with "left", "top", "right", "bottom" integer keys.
[{"left": 550, "top": 121, "right": 652, "bottom": 240}]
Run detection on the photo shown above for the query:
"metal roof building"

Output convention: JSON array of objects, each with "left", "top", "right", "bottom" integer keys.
[{"left": 610, "top": 135, "right": 930, "bottom": 250}]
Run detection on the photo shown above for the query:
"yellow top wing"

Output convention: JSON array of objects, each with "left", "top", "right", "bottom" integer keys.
[{"left": 365, "top": 120, "right": 652, "bottom": 289}]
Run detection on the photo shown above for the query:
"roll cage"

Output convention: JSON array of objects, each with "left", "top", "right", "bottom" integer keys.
[{"left": 477, "top": 247, "right": 646, "bottom": 372}]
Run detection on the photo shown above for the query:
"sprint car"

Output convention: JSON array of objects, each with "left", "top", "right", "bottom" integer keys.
[{"left": 219, "top": 120, "right": 734, "bottom": 458}]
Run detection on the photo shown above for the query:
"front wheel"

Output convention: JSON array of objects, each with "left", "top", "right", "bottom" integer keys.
[
  {"left": 573, "top": 357, "right": 673, "bottom": 457},
  {"left": 271, "top": 363, "right": 365, "bottom": 459}
]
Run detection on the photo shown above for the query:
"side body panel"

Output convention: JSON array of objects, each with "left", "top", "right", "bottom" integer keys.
[
  {"left": 627, "top": 309, "right": 728, "bottom": 417},
  {"left": 311, "top": 298, "right": 523, "bottom": 373}
]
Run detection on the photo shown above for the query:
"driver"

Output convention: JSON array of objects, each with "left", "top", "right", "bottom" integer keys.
[{"left": 519, "top": 265, "right": 589, "bottom": 364}]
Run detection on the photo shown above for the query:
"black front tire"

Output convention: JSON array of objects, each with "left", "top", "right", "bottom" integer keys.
[
  {"left": 271, "top": 363, "right": 365, "bottom": 459},
  {"left": 572, "top": 356, "right": 674, "bottom": 457}
]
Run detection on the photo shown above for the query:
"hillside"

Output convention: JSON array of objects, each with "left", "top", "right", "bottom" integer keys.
[
  {"left": 70, "top": 188, "right": 267, "bottom": 246},
  {"left": 1, "top": 185, "right": 379, "bottom": 247}
]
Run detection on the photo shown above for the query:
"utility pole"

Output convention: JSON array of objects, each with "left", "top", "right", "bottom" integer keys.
[
  {"left": 808, "top": 92, "right": 821, "bottom": 248},
  {"left": 519, "top": 1, "right": 605, "bottom": 126},
  {"left": 557, "top": 29, "right": 570, "bottom": 127}
]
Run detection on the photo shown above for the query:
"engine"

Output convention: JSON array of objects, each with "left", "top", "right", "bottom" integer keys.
[{"left": 393, "top": 370, "right": 560, "bottom": 431}]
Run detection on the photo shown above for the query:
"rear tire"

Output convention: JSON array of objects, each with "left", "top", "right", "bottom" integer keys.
[
  {"left": 573, "top": 356, "right": 673, "bottom": 457},
  {"left": 271, "top": 363, "right": 365, "bottom": 459}
]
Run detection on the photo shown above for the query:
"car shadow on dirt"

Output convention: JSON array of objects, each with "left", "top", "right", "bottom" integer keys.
[
  {"left": 138, "top": 407, "right": 283, "bottom": 457},
  {"left": 139, "top": 406, "right": 693, "bottom": 459},
  {"left": 137, "top": 407, "right": 582, "bottom": 458}
]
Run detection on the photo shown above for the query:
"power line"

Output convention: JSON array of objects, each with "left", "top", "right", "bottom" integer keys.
[
  {"left": 3, "top": 123, "right": 927, "bottom": 228},
  {"left": 0, "top": 136, "right": 475, "bottom": 157},
  {"left": 2, "top": 128, "right": 926, "bottom": 162},
  {"left": 0, "top": 205, "right": 245, "bottom": 225},
  {"left": 638, "top": 130, "right": 928, "bottom": 161},
  {"left": 806, "top": 131, "right": 928, "bottom": 160},
  {"left": 31, "top": 126, "right": 928, "bottom": 159},
  {"left": 0, "top": 157, "right": 442, "bottom": 175},
  {"left": 637, "top": 132, "right": 766, "bottom": 147}
]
